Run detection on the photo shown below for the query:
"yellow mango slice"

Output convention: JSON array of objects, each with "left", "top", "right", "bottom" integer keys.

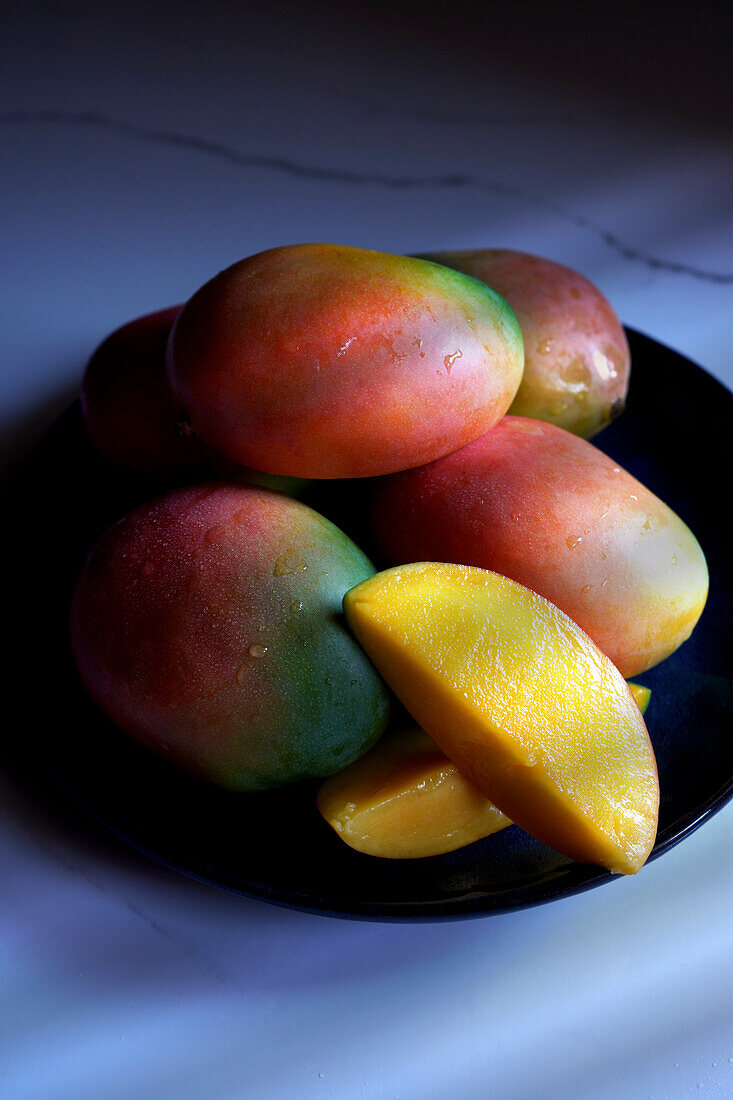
[
  {"left": 343, "top": 563, "right": 659, "bottom": 874},
  {"left": 628, "top": 681, "right": 652, "bottom": 715},
  {"left": 317, "top": 725, "right": 510, "bottom": 858}
]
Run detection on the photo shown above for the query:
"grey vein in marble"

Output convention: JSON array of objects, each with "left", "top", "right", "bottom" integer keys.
[{"left": 2, "top": 108, "right": 731, "bottom": 284}]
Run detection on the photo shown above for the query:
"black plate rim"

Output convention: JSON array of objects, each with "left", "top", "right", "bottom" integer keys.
[{"left": 44, "top": 751, "right": 733, "bottom": 923}]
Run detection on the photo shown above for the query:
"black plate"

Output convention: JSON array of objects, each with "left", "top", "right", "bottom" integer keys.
[{"left": 4, "top": 330, "right": 732, "bottom": 920}]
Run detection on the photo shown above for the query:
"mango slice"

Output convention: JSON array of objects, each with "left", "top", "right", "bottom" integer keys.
[
  {"left": 343, "top": 563, "right": 659, "bottom": 874},
  {"left": 628, "top": 681, "right": 651, "bottom": 715},
  {"left": 317, "top": 725, "right": 510, "bottom": 858}
]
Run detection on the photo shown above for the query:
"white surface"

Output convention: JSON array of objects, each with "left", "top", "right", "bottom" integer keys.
[{"left": 1, "top": 4, "right": 732, "bottom": 1098}]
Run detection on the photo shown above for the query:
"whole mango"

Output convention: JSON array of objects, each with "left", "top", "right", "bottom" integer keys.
[
  {"left": 370, "top": 417, "right": 708, "bottom": 678},
  {"left": 82, "top": 306, "right": 198, "bottom": 475},
  {"left": 167, "top": 243, "right": 524, "bottom": 479},
  {"left": 81, "top": 307, "right": 307, "bottom": 494},
  {"left": 70, "top": 484, "right": 391, "bottom": 789},
  {"left": 419, "top": 249, "right": 629, "bottom": 438}
]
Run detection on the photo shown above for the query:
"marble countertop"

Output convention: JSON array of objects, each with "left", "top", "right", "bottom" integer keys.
[{"left": 2, "top": 4, "right": 732, "bottom": 1098}]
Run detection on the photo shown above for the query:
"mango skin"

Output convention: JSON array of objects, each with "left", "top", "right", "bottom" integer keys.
[
  {"left": 419, "top": 249, "right": 629, "bottom": 438},
  {"left": 167, "top": 243, "right": 524, "bottom": 479},
  {"left": 371, "top": 417, "right": 708, "bottom": 678},
  {"left": 81, "top": 308, "right": 307, "bottom": 495},
  {"left": 82, "top": 306, "right": 198, "bottom": 474},
  {"left": 317, "top": 725, "right": 510, "bottom": 858},
  {"left": 70, "top": 484, "right": 391, "bottom": 790}
]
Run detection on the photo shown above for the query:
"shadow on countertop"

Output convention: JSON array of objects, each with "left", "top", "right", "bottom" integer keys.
[{"left": 296, "top": 0, "right": 733, "bottom": 131}]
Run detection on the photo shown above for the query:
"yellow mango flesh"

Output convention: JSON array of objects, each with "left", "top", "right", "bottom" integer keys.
[
  {"left": 343, "top": 563, "right": 659, "bottom": 874},
  {"left": 628, "top": 681, "right": 651, "bottom": 715},
  {"left": 317, "top": 726, "right": 510, "bottom": 858}
]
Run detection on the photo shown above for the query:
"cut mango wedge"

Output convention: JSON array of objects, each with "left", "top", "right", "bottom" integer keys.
[
  {"left": 628, "top": 681, "right": 652, "bottom": 715},
  {"left": 317, "top": 725, "right": 510, "bottom": 858},
  {"left": 343, "top": 563, "right": 659, "bottom": 874}
]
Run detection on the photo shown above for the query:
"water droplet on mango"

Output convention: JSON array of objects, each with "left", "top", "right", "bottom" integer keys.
[
  {"left": 273, "top": 549, "right": 308, "bottom": 576},
  {"left": 205, "top": 525, "right": 227, "bottom": 545},
  {"left": 444, "top": 349, "right": 462, "bottom": 374}
]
